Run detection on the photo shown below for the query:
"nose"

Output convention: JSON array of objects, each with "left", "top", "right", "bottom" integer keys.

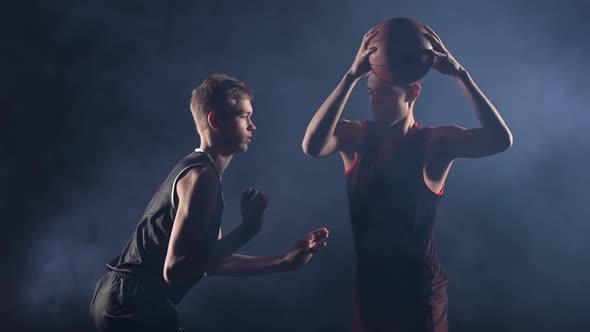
[{"left": 248, "top": 118, "right": 256, "bottom": 131}]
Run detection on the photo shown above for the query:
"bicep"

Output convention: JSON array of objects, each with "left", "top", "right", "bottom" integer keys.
[
  {"left": 315, "top": 120, "right": 363, "bottom": 157},
  {"left": 436, "top": 126, "right": 509, "bottom": 159},
  {"left": 166, "top": 166, "right": 219, "bottom": 261}
]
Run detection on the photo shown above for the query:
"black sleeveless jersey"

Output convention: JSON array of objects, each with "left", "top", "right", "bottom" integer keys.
[{"left": 108, "top": 149, "right": 223, "bottom": 304}]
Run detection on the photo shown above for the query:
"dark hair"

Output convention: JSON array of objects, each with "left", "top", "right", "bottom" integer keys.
[{"left": 190, "top": 74, "right": 254, "bottom": 131}]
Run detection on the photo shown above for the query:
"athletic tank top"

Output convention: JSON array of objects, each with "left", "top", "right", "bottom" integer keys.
[
  {"left": 345, "top": 121, "right": 448, "bottom": 307},
  {"left": 107, "top": 149, "right": 223, "bottom": 304}
]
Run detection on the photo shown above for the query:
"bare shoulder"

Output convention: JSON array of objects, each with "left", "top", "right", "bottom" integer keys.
[
  {"left": 425, "top": 125, "right": 468, "bottom": 142},
  {"left": 421, "top": 125, "right": 466, "bottom": 160},
  {"left": 336, "top": 119, "right": 364, "bottom": 133},
  {"left": 424, "top": 125, "right": 511, "bottom": 160},
  {"left": 176, "top": 164, "right": 220, "bottom": 200}
]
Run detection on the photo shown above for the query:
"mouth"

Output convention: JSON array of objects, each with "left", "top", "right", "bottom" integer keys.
[{"left": 245, "top": 136, "right": 253, "bottom": 143}]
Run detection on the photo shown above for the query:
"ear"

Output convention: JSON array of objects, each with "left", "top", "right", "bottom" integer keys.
[
  {"left": 407, "top": 82, "right": 422, "bottom": 102},
  {"left": 207, "top": 112, "right": 219, "bottom": 130}
]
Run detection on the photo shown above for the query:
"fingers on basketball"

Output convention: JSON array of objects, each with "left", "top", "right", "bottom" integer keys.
[
  {"left": 424, "top": 25, "right": 442, "bottom": 42},
  {"left": 363, "top": 28, "right": 379, "bottom": 48},
  {"left": 365, "top": 46, "right": 378, "bottom": 57}
]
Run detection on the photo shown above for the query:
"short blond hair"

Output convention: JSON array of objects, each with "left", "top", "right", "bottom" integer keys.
[{"left": 190, "top": 74, "right": 254, "bottom": 132}]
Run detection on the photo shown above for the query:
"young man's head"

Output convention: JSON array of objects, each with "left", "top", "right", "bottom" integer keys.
[
  {"left": 367, "top": 72, "right": 421, "bottom": 127},
  {"left": 190, "top": 74, "right": 256, "bottom": 155}
]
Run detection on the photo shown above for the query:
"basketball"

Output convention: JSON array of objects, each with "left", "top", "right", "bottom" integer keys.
[{"left": 368, "top": 18, "right": 434, "bottom": 85}]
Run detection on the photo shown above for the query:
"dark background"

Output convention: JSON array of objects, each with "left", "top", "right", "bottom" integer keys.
[{"left": 3, "top": 0, "right": 589, "bottom": 331}]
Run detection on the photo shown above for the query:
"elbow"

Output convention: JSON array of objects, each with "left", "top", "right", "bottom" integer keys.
[
  {"left": 163, "top": 255, "right": 208, "bottom": 285},
  {"left": 500, "top": 130, "right": 514, "bottom": 152},
  {"left": 163, "top": 257, "right": 186, "bottom": 285},
  {"left": 301, "top": 137, "right": 322, "bottom": 158},
  {"left": 491, "top": 131, "right": 513, "bottom": 154},
  {"left": 163, "top": 262, "right": 175, "bottom": 285}
]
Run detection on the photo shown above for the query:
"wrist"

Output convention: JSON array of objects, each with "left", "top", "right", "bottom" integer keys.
[
  {"left": 237, "top": 223, "right": 259, "bottom": 239},
  {"left": 344, "top": 70, "right": 362, "bottom": 83},
  {"left": 278, "top": 255, "right": 293, "bottom": 272},
  {"left": 452, "top": 66, "right": 469, "bottom": 81}
]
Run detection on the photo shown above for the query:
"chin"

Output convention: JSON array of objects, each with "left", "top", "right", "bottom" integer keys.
[
  {"left": 236, "top": 144, "right": 249, "bottom": 153},
  {"left": 373, "top": 112, "right": 403, "bottom": 127},
  {"left": 373, "top": 114, "right": 394, "bottom": 126}
]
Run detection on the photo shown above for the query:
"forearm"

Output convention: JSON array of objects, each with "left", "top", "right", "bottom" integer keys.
[
  {"left": 164, "top": 225, "right": 254, "bottom": 284},
  {"left": 206, "top": 254, "right": 288, "bottom": 277},
  {"left": 205, "top": 225, "right": 255, "bottom": 261},
  {"left": 302, "top": 72, "right": 359, "bottom": 155},
  {"left": 454, "top": 68, "right": 513, "bottom": 145}
]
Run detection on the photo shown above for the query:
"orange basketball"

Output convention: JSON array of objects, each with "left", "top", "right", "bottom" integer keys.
[{"left": 368, "top": 18, "right": 434, "bottom": 85}]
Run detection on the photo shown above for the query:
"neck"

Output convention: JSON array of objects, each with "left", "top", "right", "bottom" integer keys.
[
  {"left": 197, "top": 142, "right": 233, "bottom": 176},
  {"left": 379, "top": 112, "right": 416, "bottom": 137}
]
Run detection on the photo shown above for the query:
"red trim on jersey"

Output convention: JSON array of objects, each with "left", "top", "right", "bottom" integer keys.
[
  {"left": 344, "top": 120, "right": 420, "bottom": 176},
  {"left": 432, "top": 185, "right": 445, "bottom": 196},
  {"left": 345, "top": 153, "right": 360, "bottom": 175},
  {"left": 344, "top": 120, "right": 369, "bottom": 175}
]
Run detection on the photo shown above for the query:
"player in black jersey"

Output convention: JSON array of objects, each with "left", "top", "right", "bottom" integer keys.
[{"left": 90, "top": 74, "right": 329, "bottom": 332}]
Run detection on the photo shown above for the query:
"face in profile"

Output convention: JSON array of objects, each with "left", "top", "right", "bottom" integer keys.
[
  {"left": 367, "top": 73, "right": 418, "bottom": 127},
  {"left": 215, "top": 98, "right": 256, "bottom": 154}
]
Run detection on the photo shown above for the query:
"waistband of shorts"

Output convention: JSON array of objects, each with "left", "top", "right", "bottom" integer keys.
[{"left": 106, "top": 264, "right": 169, "bottom": 293}]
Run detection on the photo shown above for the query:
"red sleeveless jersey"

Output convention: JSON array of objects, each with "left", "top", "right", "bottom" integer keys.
[{"left": 345, "top": 120, "right": 449, "bottom": 332}]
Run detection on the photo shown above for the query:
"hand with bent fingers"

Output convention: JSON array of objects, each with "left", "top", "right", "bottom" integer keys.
[
  {"left": 423, "top": 25, "right": 464, "bottom": 76},
  {"left": 348, "top": 27, "right": 380, "bottom": 79},
  {"left": 283, "top": 228, "right": 330, "bottom": 270},
  {"left": 240, "top": 187, "right": 269, "bottom": 236}
]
